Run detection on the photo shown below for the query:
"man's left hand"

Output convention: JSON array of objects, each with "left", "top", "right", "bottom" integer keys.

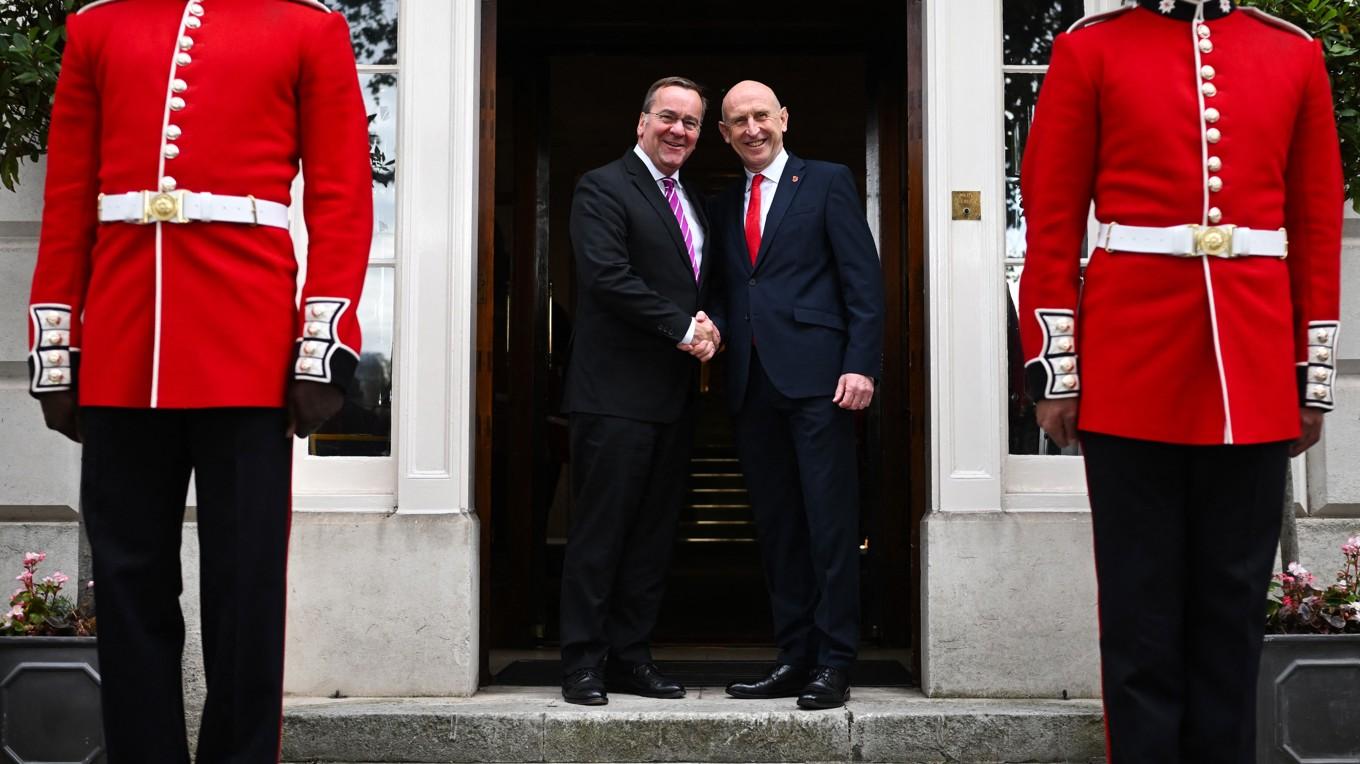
[
  {"left": 1290, "top": 408, "right": 1325, "bottom": 457},
  {"left": 286, "top": 380, "right": 345, "bottom": 438},
  {"left": 833, "top": 373, "right": 875, "bottom": 410}
]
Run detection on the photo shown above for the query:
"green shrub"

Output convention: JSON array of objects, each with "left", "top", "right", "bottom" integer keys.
[{"left": 0, "top": 0, "right": 85, "bottom": 191}]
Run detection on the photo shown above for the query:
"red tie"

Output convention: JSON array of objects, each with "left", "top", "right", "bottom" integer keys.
[{"left": 745, "top": 173, "right": 764, "bottom": 266}]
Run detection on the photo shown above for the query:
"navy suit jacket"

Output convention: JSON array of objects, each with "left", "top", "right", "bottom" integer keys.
[{"left": 708, "top": 154, "right": 884, "bottom": 410}]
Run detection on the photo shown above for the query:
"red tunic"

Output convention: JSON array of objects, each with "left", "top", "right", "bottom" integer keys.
[
  {"left": 1018, "top": 6, "right": 1342, "bottom": 445},
  {"left": 28, "top": 0, "right": 373, "bottom": 408}
]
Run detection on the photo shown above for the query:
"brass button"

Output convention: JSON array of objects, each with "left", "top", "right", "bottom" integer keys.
[
  {"left": 1207, "top": 156, "right": 1221, "bottom": 172},
  {"left": 1208, "top": 176, "right": 1223, "bottom": 193},
  {"left": 1208, "top": 207, "right": 1222, "bottom": 224},
  {"left": 1316, "top": 330, "right": 1331, "bottom": 343},
  {"left": 163, "top": 144, "right": 180, "bottom": 159},
  {"left": 189, "top": 3, "right": 204, "bottom": 16},
  {"left": 169, "top": 97, "right": 186, "bottom": 111},
  {"left": 1315, "top": 348, "right": 1331, "bottom": 362},
  {"left": 1200, "top": 65, "right": 1216, "bottom": 80},
  {"left": 310, "top": 305, "right": 325, "bottom": 318},
  {"left": 166, "top": 125, "right": 182, "bottom": 140},
  {"left": 172, "top": 78, "right": 187, "bottom": 94},
  {"left": 1197, "top": 24, "right": 1211, "bottom": 39},
  {"left": 179, "top": 36, "right": 194, "bottom": 51},
  {"left": 176, "top": 52, "right": 192, "bottom": 66},
  {"left": 47, "top": 352, "right": 62, "bottom": 364},
  {"left": 1311, "top": 386, "right": 1328, "bottom": 400},
  {"left": 306, "top": 325, "right": 321, "bottom": 337},
  {"left": 45, "top": 314, "right": 60, "bottom": 326},
  {"left": 1057, "top": 338, "right": 1073, "bottom": 352},
  {"left": 1204, "top": 107, "right": 1220, "bottom": 124},
  {"left": 1061, "top": 375, "right": 1078, "bottom": 389},
  {"left": 160, "top": 176, "right": 178, "bottom": 191},
  {"left": 303, "top": 341, "right": 322, "bottom": 357},
  {"left": 1206, "top": 128, "right": 1221, "bottom": 144},
  {"left": 1057, "top": 320, "right": 1072, "bottom": 333},
  {"left": 1202, "top": 82, "right": 1217, "bottom": 97},
  {"left": 185, "top": 16, "right": 201, "bottom": 29},
  {"left": 1312, "top": 368, "right": 1329, "bottom": 382},
  {"left": 1059, "top": 358, "right": 1075, "bottom": 372},
  {"left": 47, "top": 370, "right": 64, "bottom": 383},
  {"left": 1199, "top": 39, "right": 1213, "bottom": 54}
]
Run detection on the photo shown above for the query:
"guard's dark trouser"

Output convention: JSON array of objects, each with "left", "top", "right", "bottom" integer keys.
[
  {"left": 1081, "top": 431, "right": 1288, "bottom": 764},
  {"left": 81, "top": 407, "right": 292, "bottom": 764},
  {"left": 735, "top": 349, "right": 861, "bottom": 670},
  {"left": 559, "top": 410, "right": 693, "bottom": 674}
]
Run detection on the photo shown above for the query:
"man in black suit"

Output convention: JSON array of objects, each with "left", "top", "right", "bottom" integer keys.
[
  {"left": 708, "top": 80, "right": 884, "bottom": 710},
  {"left": 558, "top": 76, "right": 719, "bottom": 706}
]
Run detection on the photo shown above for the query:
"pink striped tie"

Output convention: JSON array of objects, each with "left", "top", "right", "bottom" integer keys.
[{"left": 662, "top": 178, "right": 699, "bottom": 281}]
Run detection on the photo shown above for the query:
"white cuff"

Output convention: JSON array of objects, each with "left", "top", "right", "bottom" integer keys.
[{"left": 682, "top": 318, "right": 696, "bottom": 345}]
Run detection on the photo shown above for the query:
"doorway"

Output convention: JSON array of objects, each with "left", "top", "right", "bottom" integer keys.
[{"left": 476, "top": 0, "right": 923, "bottom": 683}]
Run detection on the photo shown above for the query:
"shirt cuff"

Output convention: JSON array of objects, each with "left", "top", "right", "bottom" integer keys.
[{"left": 682, "top": 318, "right": 696, "bottom": 345}]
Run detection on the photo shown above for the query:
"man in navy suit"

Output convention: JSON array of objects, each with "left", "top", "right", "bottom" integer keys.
[{"left": 708, "top": 80, "right": 884, "bottom": 710}]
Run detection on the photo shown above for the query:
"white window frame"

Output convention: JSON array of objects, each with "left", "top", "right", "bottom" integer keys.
[
  {"left": 927, "top": 0, "right": 1120, "bottom": 514},
  {"left": 291, "top": 0, "right": 481, "bottom": 517}
]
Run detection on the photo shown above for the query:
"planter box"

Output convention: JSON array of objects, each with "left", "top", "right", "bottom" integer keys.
[
  {"left": 0, "top": 636, "right": 104, "bottom": 764},
  {"left": 1257, "top": 633, "right": 1360, "bottom": 763}
]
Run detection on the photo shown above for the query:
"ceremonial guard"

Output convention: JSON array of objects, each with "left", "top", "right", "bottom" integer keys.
[
  {"left": 27, "top": 0, "right": 372, "bottom": 759},
  {"left": 1019, "top": 1, "right": 1342, "bottom": 761}
]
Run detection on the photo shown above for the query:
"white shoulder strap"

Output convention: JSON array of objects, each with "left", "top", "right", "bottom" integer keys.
[
  {"left": 279, "top": 0, "right": 332, "bottom": 11},
  {"left": 1067, "top": 5, "right": 1134, "bottom": 34},
  {"left": 76, "top": 0, "right": 126, "bottom": 14}
]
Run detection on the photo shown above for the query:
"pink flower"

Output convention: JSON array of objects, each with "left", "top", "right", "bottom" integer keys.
[
  {"left": 9, "top": 605, "right": 23, "bottom": 620},
  {"left": 51, "top": 572, "right": 68, "bottom": 586},
  {"left": 85, "top": 580, "right": 94, "bottom": 589},
  {"left": 22, "top": 552, "right": 45, "bottom": 567},
  {"left": 15, "top": 570, "right": 32, "bottom": 586},
  {"left": 40, "top": 576, "right": 53, "bottom": 586},
  {"left": 1288, "top": 562, "right": 1309, "bottom": 578}
]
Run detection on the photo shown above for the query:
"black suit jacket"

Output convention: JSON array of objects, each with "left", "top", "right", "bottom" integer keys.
[
  {"left": 562, "top": 150, "right": 711, "bottom": 424},
  {"left": 708, "top": 154, "right": 884, "bottom": 409}
]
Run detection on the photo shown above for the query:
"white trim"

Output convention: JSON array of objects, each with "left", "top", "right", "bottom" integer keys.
[{"left": 393, "top": 0, "right": 479, "bottom": 515}]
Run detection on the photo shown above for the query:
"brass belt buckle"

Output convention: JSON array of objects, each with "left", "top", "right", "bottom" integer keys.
[
  {"left": 141, "top": 190, "right": 187, "bottom": 224},
  {"left": 1192, "top": 224, "right": 1236, "bottom": 258}
]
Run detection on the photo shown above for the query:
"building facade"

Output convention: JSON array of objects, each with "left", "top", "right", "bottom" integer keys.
[{"left": 1, "top": 0, "right": 1357, "bottom": 701}]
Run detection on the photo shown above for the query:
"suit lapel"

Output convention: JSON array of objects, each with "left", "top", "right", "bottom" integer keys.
[
  {"left": 753, "top": 155, "right": 806, "bottom": 273},
  {"left": 624, "top": 151, "right": 694, "bottom": 279}
]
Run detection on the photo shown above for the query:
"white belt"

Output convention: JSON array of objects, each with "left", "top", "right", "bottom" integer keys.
[
  {"left": 97, "top": 191, "right": 290, "bottom": 230},
  {"left": 1095, "top": 222, "right": 1287, "bottom": 259}
]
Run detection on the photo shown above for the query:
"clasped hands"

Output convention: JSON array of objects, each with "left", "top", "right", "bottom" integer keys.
[{"left": 677, "top": 310, "right": 721, "bottom": 362}]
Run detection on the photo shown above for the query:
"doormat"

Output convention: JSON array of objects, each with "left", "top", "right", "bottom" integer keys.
[{"left": 493, "top": 659, "right": 915, "bottom": 687}]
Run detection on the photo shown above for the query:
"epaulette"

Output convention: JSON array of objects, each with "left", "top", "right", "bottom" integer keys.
[
  {"left": 280, "top": 0, "right": 332, "bottom": 11},
  {"left": 76, "top": 0, "right": 126, "bottom": 14},
  {"left": 1066, "top": 5, "right": 1134, "bottom": 33},
  {"left": 1239, "top": 7, "right": 1311, "bottom": 40}
]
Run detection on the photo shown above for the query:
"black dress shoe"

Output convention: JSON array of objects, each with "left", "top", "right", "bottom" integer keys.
[
  {"left": 604, "top": 662, "right": 686, "bottom": 699},
  {"left": 796, "top": 666, "right": 851, "bottom": 710},
  {"left": 726, "top": 664, "right": 811, "bottom": 699},
  {"left": 562, "top": 668, "right": 608, "bottom": 706}
]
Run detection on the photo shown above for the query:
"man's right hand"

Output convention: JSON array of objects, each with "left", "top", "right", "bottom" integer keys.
[
  {"left": 677, "top": 311, "right": 721, "bottom": 362},
  {"left": 1035, "top": 398, "right": 1078, "bottom": 449},
  {"left": 39, "top": 391, "right": 81, "bottom": 443}
]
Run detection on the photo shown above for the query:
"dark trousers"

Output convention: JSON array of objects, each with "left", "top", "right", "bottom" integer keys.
[
  {"left": 1081, "top": 431, "right": 1288, "bottom": 764},
  {"left": 735, "top": 350, "right": 860, "bottom": 670},
  {"left": 559, "top": 410, "right": 693, "bottom": 674},
  {"left": 81, "top": 407, "right": 293, "bottom": 764}
]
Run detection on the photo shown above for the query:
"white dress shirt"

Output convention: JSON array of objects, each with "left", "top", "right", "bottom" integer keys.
[
  {"left": 742, "top": 148, "right": 790, "bottom": 234},
  {"left": 633, "top": 144, "right": 705, "bottom": 344}
]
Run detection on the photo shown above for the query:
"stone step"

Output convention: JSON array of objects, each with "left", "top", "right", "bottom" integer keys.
[{"left": 282, "top": 687, "right": 1105, "bottom": 763}]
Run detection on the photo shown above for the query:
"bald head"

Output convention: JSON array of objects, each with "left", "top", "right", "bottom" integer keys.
[{"left": 718, "top": 80, "right": 789, "bottom": 173}]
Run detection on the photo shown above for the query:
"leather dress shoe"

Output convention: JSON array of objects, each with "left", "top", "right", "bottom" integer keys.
[
  {"left": 604, "top": 662, "right": 686, "bottom": 699},
  {"left": 561, "top": 668, "right": 608, "bottom": 706},
  {"left": 725, "top": 663, "right": 810, "bottom": 699},
  {"left": 797, "top": 665, "right": 851, "bottom": 710}
]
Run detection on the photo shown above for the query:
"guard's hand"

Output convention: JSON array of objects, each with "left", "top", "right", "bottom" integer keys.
[
  {"left": 1290, "top": 408, "right": 1325, "bottom": 457},
  {"left": 286, "top": 380, "right": 344, "bottom": 439},
  {"left": 39, "top": 391, "right": 81, "bottom": 443},
  {"left": 833, "top": 373, "right": 875, "bottom": 411},
  {"left": 1035, "top": 398, "right": 1079, "bottom": 449}
]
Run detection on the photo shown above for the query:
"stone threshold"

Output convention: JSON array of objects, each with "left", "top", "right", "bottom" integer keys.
[{"left": 282, "top": 686, "right": 1105, "bottom": 763}]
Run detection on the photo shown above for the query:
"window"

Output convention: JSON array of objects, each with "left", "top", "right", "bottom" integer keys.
[{"left": 291, "top": 0, "right": 400, "bottom": 502}]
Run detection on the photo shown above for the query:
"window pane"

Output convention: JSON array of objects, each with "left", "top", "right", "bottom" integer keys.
[
  {"left": 360, "top": 73, "right": 398, "bottom": 261},
  {"left": 1004, "top": 72, "right": 1042, "bottom": 261},
  {"left": 1003, "top": 0, "right": 1086, "bottom": 66},
  {"left": 310, "top": 266, "right": 395, "bottom": 457},
  {"left": 330, "top": 0, "right": 399, "bottom": 65}
]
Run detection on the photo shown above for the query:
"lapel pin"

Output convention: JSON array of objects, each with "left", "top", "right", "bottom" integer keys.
[{"left": 791, "top": 175, "right": 799, "bottom": 183}]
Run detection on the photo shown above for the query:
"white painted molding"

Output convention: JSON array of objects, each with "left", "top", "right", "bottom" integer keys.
[
  {"left": 395, "top": 0, "right": 480, "bottom": 514},
  {"left": 926, "top": 0, "right": 1005, "bottom": 512}
]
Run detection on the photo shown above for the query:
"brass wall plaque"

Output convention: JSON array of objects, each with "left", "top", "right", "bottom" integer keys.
[{"left": 951, "top": 191, "right": 981, "bottom": 221}]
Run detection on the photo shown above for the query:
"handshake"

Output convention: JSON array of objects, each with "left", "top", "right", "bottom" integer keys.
[{"left": 676, "top": 310, "right": 721, "bottom": 362}]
